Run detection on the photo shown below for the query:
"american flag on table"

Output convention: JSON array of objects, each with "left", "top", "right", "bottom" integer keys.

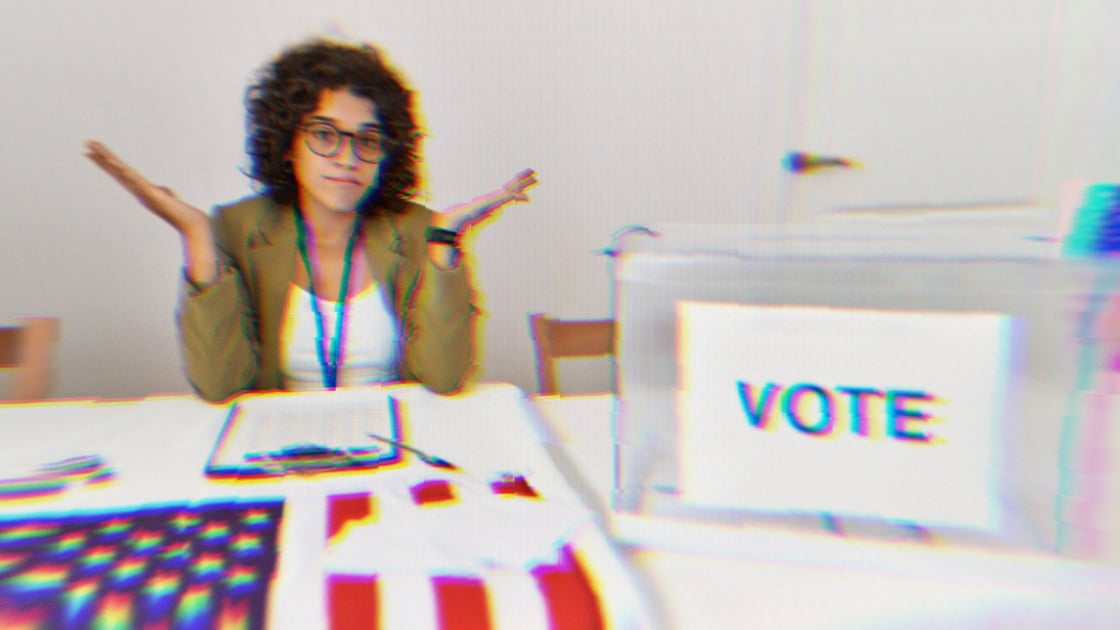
[
  {"left": 0, "top": 500, "right": 283, "bottom": 630},
  {"left": 324, "top": 472, "right": 606, "bottom": 630}
]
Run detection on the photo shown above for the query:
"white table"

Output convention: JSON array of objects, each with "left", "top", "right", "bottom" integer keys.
[
  {"left": 530, "top": 394, "right": 1120, "bottom": 629},
  {"left": 0, "top": 385, "right": 654, "bottom": 630}
]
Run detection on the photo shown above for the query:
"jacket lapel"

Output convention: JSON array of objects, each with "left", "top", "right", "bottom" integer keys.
[
  {"left": 246, "top": 201, "right": 297, "bottom": 390},
  {"left": 362, "top": 211, "right": 405, "bottom": 313}
]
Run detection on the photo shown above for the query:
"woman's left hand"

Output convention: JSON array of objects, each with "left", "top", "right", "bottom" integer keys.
[{"left": 434, "top": 168, "right": 538, "bottom": 233}]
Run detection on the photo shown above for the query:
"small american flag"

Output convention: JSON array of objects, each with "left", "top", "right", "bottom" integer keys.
[{"left": 326, "top": 475, "right": 605, "bottom": 630}]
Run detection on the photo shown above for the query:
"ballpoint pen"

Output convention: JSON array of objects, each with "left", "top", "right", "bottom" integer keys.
[{"left": 366, "top": 432, "right": 456, "bottom": 469}]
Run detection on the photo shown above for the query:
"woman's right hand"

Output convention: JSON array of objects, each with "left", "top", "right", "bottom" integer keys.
[
  {"left": 85, "top": 140, "right": 220, "bottom": 285},
  {"left": 84, "top": 140, "right": 210, "bottom": 236}
]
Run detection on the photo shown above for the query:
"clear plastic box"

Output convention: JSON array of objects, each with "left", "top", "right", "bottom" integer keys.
[{"left": 612, "top": 221, "right": 1120, "bottom": 558}]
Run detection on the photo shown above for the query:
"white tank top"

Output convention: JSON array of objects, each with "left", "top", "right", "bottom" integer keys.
[{"left": 279, "top": 281, "right": 401, "bottom": 390}]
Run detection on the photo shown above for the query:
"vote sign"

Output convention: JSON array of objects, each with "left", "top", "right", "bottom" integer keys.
[{"left": 678, "top": 301, "right": 1013, "bottom": 531}]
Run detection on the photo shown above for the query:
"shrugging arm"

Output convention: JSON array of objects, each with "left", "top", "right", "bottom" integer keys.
[
  {"left": 393, "top": 205, "right": 477, "bottom": 394},
  {"left": 176, "top": 210, "right": 259, "bottom": 403}
]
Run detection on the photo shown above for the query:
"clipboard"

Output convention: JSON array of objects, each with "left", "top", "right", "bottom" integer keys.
[{"left": 204, "top": 388, "right": 405, "bottom": 478}]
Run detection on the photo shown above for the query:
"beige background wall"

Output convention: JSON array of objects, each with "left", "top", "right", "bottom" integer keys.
[{"left": 1, "top": 0, "right": 1116, "bottom": 398}]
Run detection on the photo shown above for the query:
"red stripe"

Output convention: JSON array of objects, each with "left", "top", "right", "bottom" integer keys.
[
  {"left": 434, "top": 576, "right": 491, "bottom": 630},
  {"left": 531, "top": 545, "right": 604, "bottom": 630},
  {"left": 489, "top": 475, "right": 539, "bottom": 498},
  {"left": 327, "top": 493, "right": 373, "bottom": 540},
  {"left": 328, "top": 574, "right": 379, "bottom": 630},
  {"left": 410, "top": 480, "right": 457, "bottom": 506}
]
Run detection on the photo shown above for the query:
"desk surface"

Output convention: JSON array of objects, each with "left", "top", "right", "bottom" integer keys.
[
  {"left": 5, "top": 388, "right": 1118, "bottom": 629},
  {"left": 0, "top": 385, "right": 653, "bottom": 630}
]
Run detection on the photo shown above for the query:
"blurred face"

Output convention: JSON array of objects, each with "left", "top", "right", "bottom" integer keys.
[{"left": 290, "top": 88, "right": 383, "bottom": 216}]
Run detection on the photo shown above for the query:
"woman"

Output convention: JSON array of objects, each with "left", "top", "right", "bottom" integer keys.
[{"left": 85, "top": 39, "right": 536, "bottom": 402}]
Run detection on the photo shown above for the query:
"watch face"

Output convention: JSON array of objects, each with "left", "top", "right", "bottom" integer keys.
[{"left": 426, "top": 228, "right": 459, "bottom": 245}]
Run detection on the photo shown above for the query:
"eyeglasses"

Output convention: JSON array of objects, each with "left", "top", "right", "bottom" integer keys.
[{"left": 298, "top": 122, "right": 386, "bottom": 163}]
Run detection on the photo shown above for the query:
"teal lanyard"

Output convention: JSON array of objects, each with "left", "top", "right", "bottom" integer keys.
[{"left": 294, "top": 207, "right": 362, "bottom": 390}]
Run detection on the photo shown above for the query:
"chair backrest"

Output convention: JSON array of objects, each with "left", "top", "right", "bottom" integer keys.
[
  {"left": 0, "top": 317, "right": 60, "bottom": 401},
  {"left": 528, "top": 313, "right": 616, "bottom": 395}
]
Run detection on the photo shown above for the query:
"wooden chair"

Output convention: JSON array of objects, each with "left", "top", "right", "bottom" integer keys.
[
  {"left": 529, "top": 313, "right": 616, "bottom": 395},
  {"left": 0, "top": 317, "right": 60, "bottom": 401}
]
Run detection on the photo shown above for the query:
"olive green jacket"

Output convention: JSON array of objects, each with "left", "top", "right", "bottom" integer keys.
[{"left": 177, "top": 195, "right": 475, "bottom": 402}]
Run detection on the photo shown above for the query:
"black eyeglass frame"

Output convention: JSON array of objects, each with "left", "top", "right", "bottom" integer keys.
[{"left": 297, "top": 122, "right": 389, "bottom": 163}]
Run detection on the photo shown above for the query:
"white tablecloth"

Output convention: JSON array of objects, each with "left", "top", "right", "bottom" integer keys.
[{"left": 0, "top": 384, "right": 654, "bottom": 630}]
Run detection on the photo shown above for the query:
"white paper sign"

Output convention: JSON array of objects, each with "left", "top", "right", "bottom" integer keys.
[{"left": 678, "top": 301, "right": 1014, "bottom": 531}]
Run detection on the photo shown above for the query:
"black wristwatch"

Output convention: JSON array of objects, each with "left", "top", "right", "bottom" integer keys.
[{"left": 425, "top": 227, "right": 460, "bottom": 247}]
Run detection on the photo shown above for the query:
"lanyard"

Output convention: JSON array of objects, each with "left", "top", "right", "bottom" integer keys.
[{"left": 294, "top": 207, "right": 362, "bottom": 390}]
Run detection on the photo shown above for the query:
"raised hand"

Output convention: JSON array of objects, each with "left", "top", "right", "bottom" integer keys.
[
  {"left": 434, "top": 168, "right": 539, "bottom": 233},
  {"left": 496, "top": 168, "right": 538, "bottom": 204},
  {"left": 84, "top": 140, "right": 219, "bottom": 285},
  {"left": 84, "top": 140, "right": 210, "bottom": 236}
]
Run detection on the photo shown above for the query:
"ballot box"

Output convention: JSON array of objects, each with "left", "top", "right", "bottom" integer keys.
[{"left": 611, "top": 219, "right": 1120, "bottom": 556}]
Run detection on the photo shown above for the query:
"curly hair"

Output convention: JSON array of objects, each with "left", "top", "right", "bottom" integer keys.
[{"left": 244, "top": 39, "right": 422, "bottom": 215}]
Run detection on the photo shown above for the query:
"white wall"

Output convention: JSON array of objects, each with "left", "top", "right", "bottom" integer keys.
[
  {"left": 788, "top": 0, "right": 1062, "bottom": 220},
  {"left": 1043, "top": 1, "right": 1120, "bottom": 192},
  {"left": 0, "top": 0, "right": 1115, "bottom": 398}
]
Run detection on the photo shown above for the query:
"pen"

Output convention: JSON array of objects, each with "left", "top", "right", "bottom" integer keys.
[{"left": 366, "top": 432, "right": 456, "bottom": 469}]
